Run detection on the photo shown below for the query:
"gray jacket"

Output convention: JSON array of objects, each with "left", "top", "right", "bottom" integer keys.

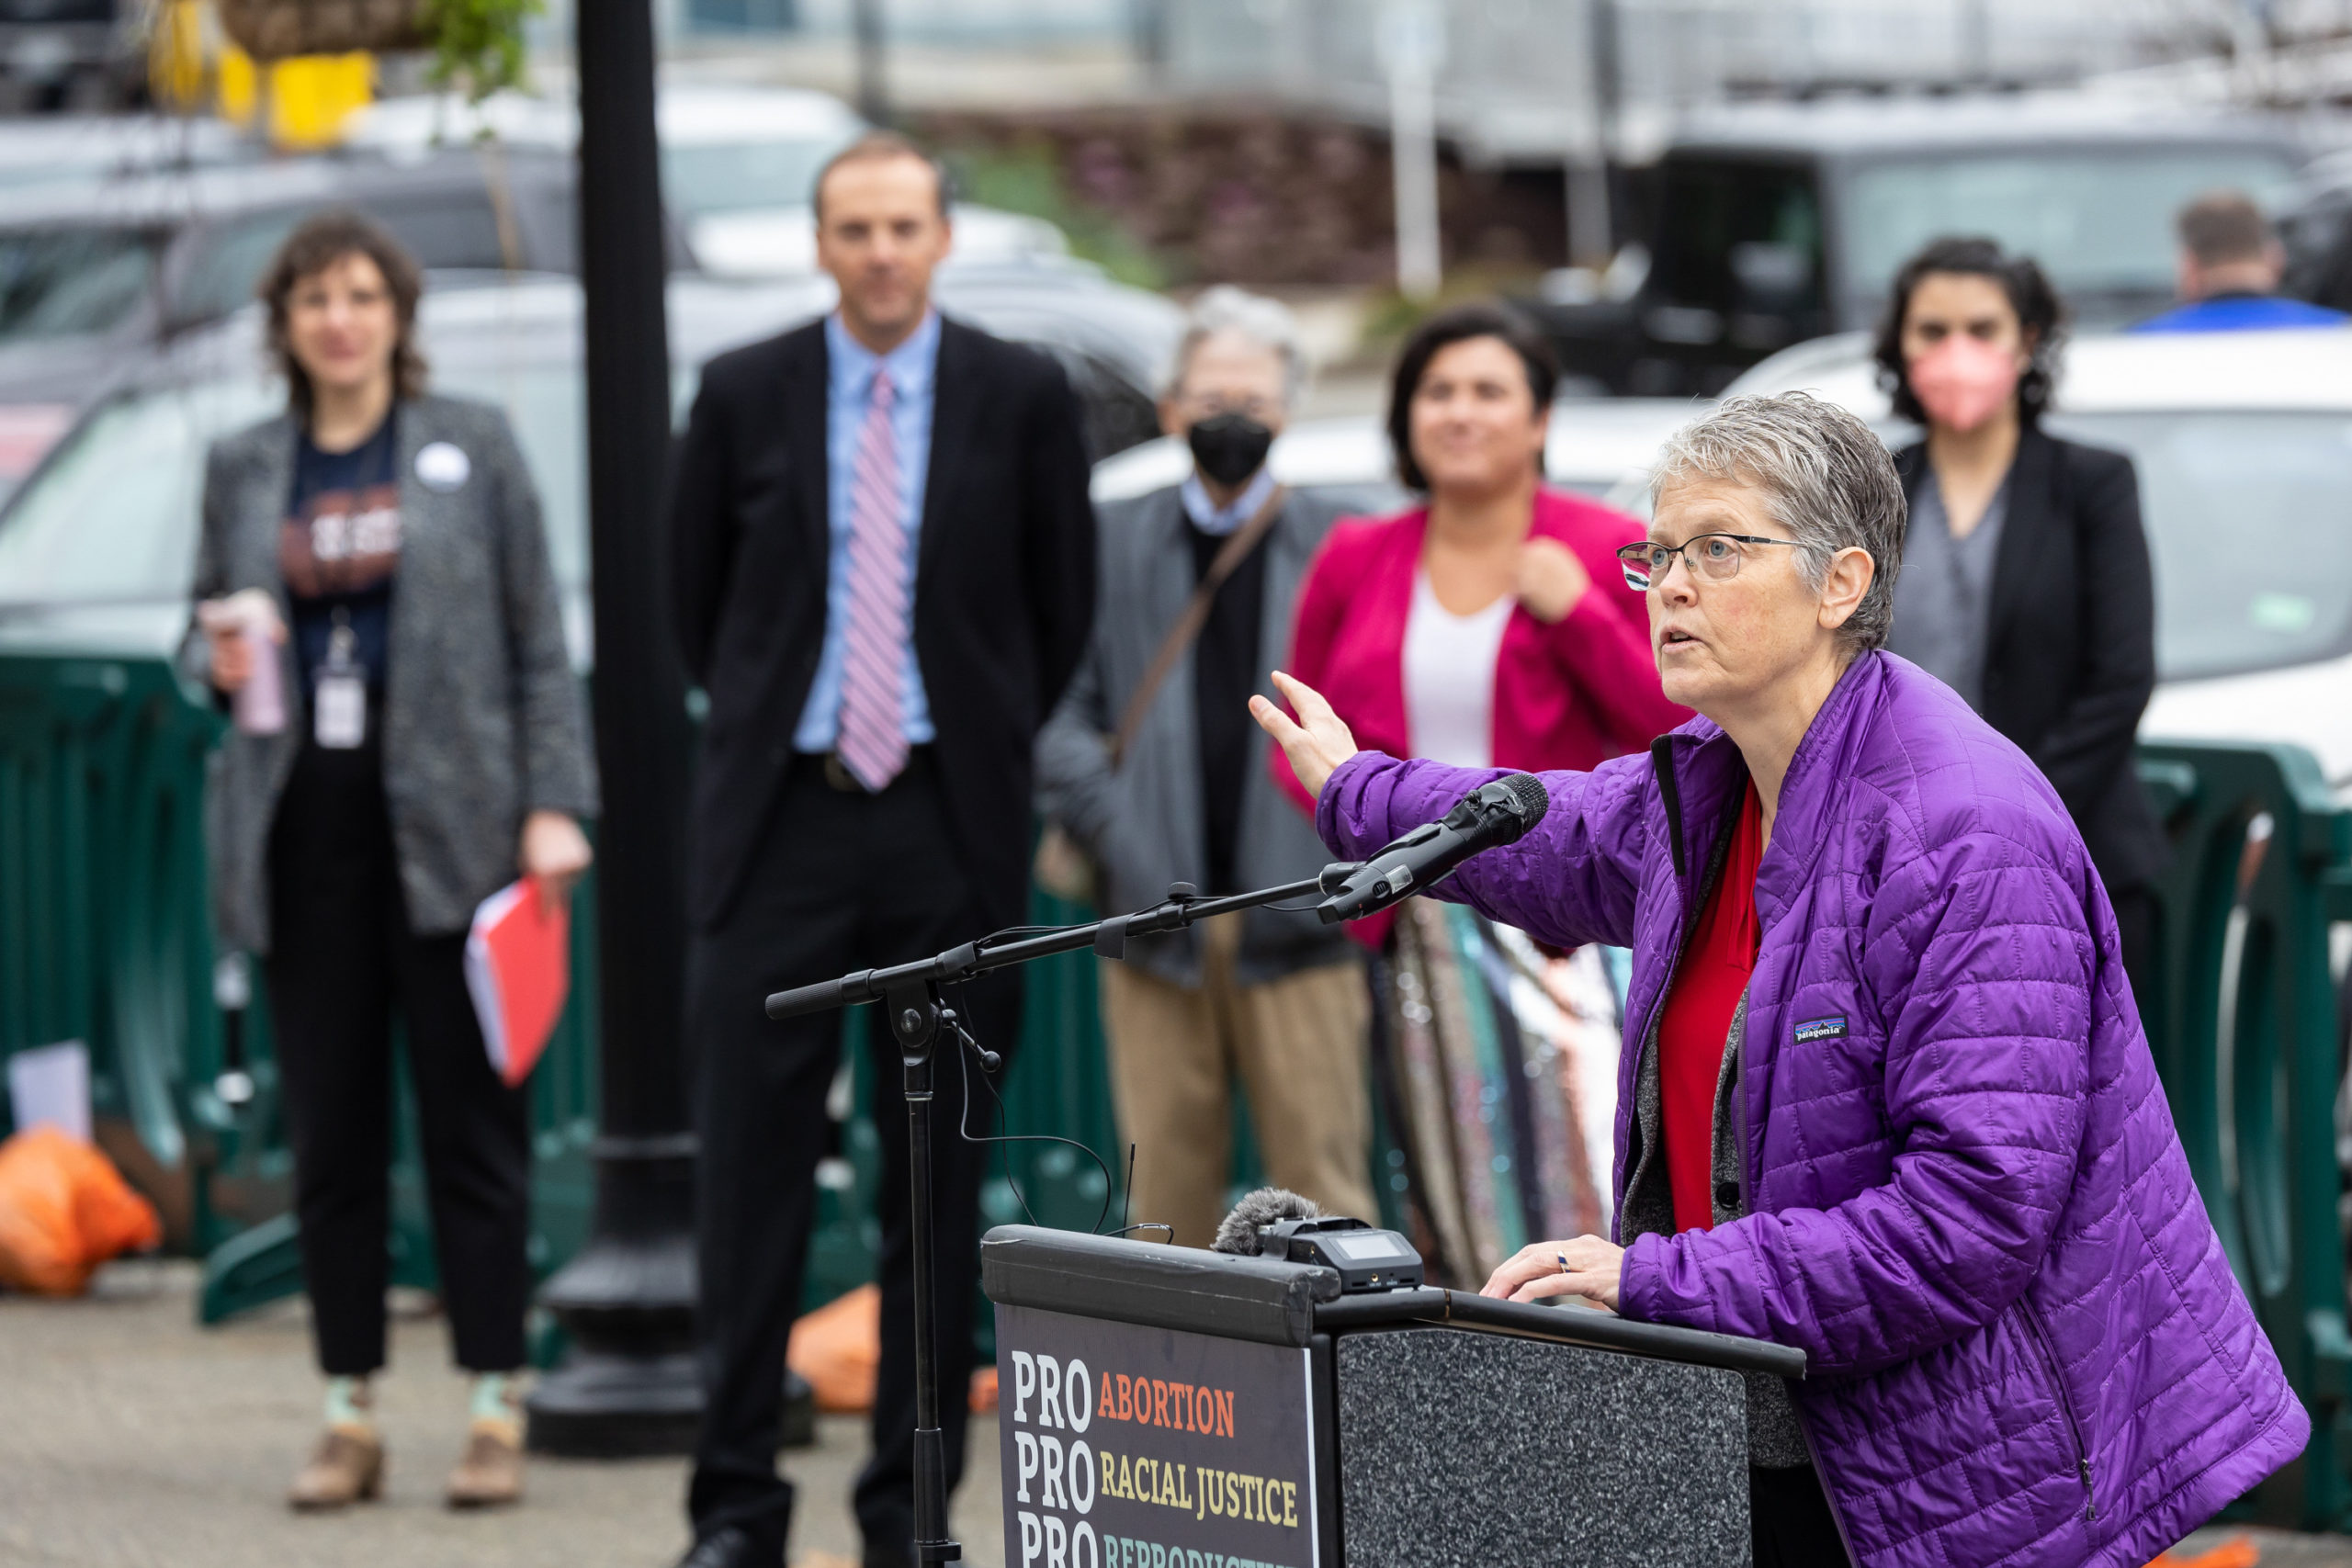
[
  {"left": 1036, "top": 482, "right": 1353, "bottom": 988},
  {"left": 186, "top": 394, "right": 598, "bottom": 954}
]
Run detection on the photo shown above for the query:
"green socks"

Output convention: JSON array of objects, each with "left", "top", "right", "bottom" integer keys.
[
  {"left": 324, "top": 1375, "right": 374, "bottom": 1433},
  {"left": 469, "top": 1371, "right": 524, "bottom": 1439},
  {"left": 323, "top": 1371, "right": 519, "bottom": 1434},
  {"left": 468, "top": 1371, "right": 515, "bottom": 1426}
]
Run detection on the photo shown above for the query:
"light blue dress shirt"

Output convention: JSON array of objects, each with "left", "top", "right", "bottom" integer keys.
[
  {"left": 1179, "top": 467, "right": 1278, "bottom": 536},
  {"left": 794, "top": 310, "right": 941, "bottom": 752}
]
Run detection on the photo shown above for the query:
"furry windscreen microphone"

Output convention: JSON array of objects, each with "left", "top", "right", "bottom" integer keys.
[{"left": 1212, "top": 1188, "right": 1320, "bottom": 1255}]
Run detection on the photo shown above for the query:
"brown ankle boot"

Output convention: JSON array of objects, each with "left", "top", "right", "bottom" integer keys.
[
  {"left": 444, "top": 1412, "right": 525, "bottom": 1509},
  {"left": 288, "top": 1427, "right": 384, "bottom": 1511}
]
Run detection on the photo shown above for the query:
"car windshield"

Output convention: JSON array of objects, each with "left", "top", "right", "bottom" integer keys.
[
  {"left": 2044, "top": 410, "right": 2352, "bottom": 682},
  {"left": 662, "top": 134, "right": 858, "bottom": 219},
  {"left": 0, "top": 363, "right": 587, "bottom": 613},
  {"left": 174, "top": 193, "right": 513, "bottom": 327},
  {"left": 1651, "top": 159, "right": 1825, "bottom": 316},
  {"left": 0, "top": 226, "right": 160, "bottom": 341},
  {"left": 0, "top": 188, "right": 518, "bottom": 345},
  {"left": 1840, "top": 148, "right": 2296, "bottom": 318}
]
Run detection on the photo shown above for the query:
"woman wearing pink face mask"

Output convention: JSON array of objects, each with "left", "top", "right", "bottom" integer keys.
[{"left": 1876, "top": 236, "right": 2165, "bottom": 999}]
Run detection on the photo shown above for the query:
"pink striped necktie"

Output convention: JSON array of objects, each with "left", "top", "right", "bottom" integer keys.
[{"left": 835, "top": 366, "right": 910, "bottom": 792}]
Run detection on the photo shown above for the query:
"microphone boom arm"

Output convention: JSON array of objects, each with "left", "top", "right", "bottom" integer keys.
[{"left": 764, "top": 867, "right": 1352, "bottom": 1021}]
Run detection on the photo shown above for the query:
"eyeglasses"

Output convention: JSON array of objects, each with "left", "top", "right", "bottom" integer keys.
[{"left": 1613, "top": 533, "right": 1810, "bottom": 591}]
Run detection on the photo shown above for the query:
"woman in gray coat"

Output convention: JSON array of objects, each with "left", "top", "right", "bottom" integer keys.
[{"left": 189, "top": 212, "right": 597, "bottom": 1514}]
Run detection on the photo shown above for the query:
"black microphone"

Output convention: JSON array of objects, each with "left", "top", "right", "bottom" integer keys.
[
  {"left": 1315, "top": 772, "right": 1549, "bottom": 924},
  {"left": 1212, "top": 1188, "right": 1321, "bottom": 1256}
]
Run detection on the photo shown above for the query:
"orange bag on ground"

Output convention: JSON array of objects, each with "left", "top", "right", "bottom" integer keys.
[
  {"left": 788, "top": 1284, "right": 881, "bottom": 1413},
  {"left": 0, "top": 1125, "right": 163, "bottom": 1295},
  {"left": 783, "top": 1284, "right": 1004, "bottom": 1416}
]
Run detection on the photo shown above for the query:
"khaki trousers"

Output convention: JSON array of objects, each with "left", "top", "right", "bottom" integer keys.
[{"left": 1099, "top": 913, "right": 1375, "bottom": 1249}]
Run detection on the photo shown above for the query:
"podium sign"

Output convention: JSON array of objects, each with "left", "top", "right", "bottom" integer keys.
[
  {"left": 983, "top": 1224, "right": 1800, "bottom": 1568},
  {"left": 997, "top": 1303, "right": 1322, "bottom": 1568}
]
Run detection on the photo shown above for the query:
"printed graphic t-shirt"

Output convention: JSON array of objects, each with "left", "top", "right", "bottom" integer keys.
[
  {"left": 1656, "top": 782, "right": 1765, "bottom": 1234},
  {"left": 278, "top": 412, "right": 401, "bottom": 695}
]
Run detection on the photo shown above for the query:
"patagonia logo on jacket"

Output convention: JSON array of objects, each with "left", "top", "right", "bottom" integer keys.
[{"left": 1793, "top": 1015, "right": 1849, "bottom": 1043}]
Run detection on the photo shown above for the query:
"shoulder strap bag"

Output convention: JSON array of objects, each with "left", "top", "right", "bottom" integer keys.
[{"left": 1034, "top": 484, "right": 1290, "bottom": 905}]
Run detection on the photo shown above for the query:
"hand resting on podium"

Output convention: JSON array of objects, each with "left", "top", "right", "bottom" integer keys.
[{"left": 1481, "top": 1235, "right": 1623, "bottom": 1311}]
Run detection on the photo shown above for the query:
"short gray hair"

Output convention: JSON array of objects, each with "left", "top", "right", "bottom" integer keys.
[
  {"left": 1648, "top": 393, "right": 1907, "bottom": 654},
  {"left": 1168, "top": 285, "right": 1308, "bottom": 405}
]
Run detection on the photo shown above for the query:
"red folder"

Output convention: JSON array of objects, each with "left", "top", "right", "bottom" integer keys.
[{"left": 464, "top": 879, "right": 571, "bottom": 1087}]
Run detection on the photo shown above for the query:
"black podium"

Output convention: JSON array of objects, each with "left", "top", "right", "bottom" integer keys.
[{"left": 981, "top": 1224, "right": 1808, "bottom": 1568}]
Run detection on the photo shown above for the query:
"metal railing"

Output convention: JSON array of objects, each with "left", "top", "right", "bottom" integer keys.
[{"left": 2138, "top": 742, "right": 2352, "bottom": 1530}]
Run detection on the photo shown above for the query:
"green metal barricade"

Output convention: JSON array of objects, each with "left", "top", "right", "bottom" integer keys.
[
  {"left": 0, "top": 649, "right": 598, "bottom": 1319},
  {"left": 2138, "top": 741, "right": 2352, "bottom": 1532},
  {"left": 0, "top": 654, "right": 255, "bottom": 1250}
]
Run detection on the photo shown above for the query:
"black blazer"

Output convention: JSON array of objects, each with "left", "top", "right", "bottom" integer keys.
[
  {"left": 1894, "top": 424, "right": 2165, "bottom": 893},
  {"left": 668, "top": 315, "right": 1096, "bottom": 929}
]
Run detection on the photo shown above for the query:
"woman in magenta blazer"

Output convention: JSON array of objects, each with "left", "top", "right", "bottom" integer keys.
[
  {"left": 1277, "top": 303, "right": 1684, "bottom": 812},
  {"left": 1269, "top": 302, "right": 1685, "bottom": 1286}
]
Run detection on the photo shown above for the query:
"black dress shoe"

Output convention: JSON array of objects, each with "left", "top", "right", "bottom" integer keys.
[
  {"left": 860, "top": 1505, "right": 917, "bottom": 1568},
  {"left": 675, "top": 1527, "right": 778, "bottom": 1568}
]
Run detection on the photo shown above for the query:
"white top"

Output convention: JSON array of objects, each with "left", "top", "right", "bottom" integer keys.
[{"left": 1402, "top": 571, "right": 1514, "bottom": 770}]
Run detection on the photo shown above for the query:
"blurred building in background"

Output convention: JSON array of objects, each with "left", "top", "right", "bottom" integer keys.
[{"left": 637, "top": 1, "right": 2352, "bottom": 152}]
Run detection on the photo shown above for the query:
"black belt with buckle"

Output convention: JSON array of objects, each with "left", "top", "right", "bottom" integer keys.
[{"left": 803, "top": 746, "right": 931, "bottom": 795}]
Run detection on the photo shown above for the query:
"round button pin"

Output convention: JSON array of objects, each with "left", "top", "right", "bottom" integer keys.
[{"left": 414, "top": 440, "right": 471, "bottom": 491}]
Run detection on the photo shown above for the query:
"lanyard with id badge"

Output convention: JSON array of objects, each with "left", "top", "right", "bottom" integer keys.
[{"left": 314, "top": 607, "right": 368, "bottom": 749}]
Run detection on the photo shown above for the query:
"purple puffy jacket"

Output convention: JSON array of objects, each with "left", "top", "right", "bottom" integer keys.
[{"left": 1317, "top": 652, "right": 2306, "bottom": 1566}]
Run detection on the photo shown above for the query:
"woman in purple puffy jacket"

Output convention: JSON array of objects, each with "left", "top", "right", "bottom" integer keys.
[{"left": 1250, "top": 394, "right": 2304, "bottom": 1568}]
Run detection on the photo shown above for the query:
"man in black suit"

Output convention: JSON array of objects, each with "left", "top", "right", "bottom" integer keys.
[{"left": 667, "top": 133, "right": 1095, "bottom": 1568}]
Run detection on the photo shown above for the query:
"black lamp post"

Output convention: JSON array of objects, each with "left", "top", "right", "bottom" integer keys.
[{"left": 524, "top": 0, "right": 702, "bottom": 1458}]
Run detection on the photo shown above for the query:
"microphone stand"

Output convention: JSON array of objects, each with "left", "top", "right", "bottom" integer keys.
[{"left": 765, "top": 869, "right": 1350, "bottom": 1566}]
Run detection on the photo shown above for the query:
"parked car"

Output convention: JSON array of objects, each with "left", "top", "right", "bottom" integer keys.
[
  {"left": 1523, "top": 96, "right": 2302, "bottom": 397},
  {"left": 0, "top": 112, "right": 254, "bottom": 189},
  {"left": 345, "top": 81, "right": 1070, "bottom": 279},
  {"left": 0, "top": 265, "right": 1183, "bottom": 659},
  {"left": 1724, "top": 328, "right": 2352, "bottom": 784}
]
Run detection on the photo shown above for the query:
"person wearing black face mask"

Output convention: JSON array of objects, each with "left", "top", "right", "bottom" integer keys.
[
  {"left": 1036, "top": 287, "right": 1374, "bottom": 1251},
  {"left": 1187, "top": 407, "right": 1276, "bottom": 488}
]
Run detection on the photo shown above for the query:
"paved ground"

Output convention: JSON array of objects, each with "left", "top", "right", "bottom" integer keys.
[
  {"left": 1, "top": 1260, "right": 2345, "bottom": 1568},
  {"left": 0, "top": 1261, "right": 1001, "bottom": 1568}
]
